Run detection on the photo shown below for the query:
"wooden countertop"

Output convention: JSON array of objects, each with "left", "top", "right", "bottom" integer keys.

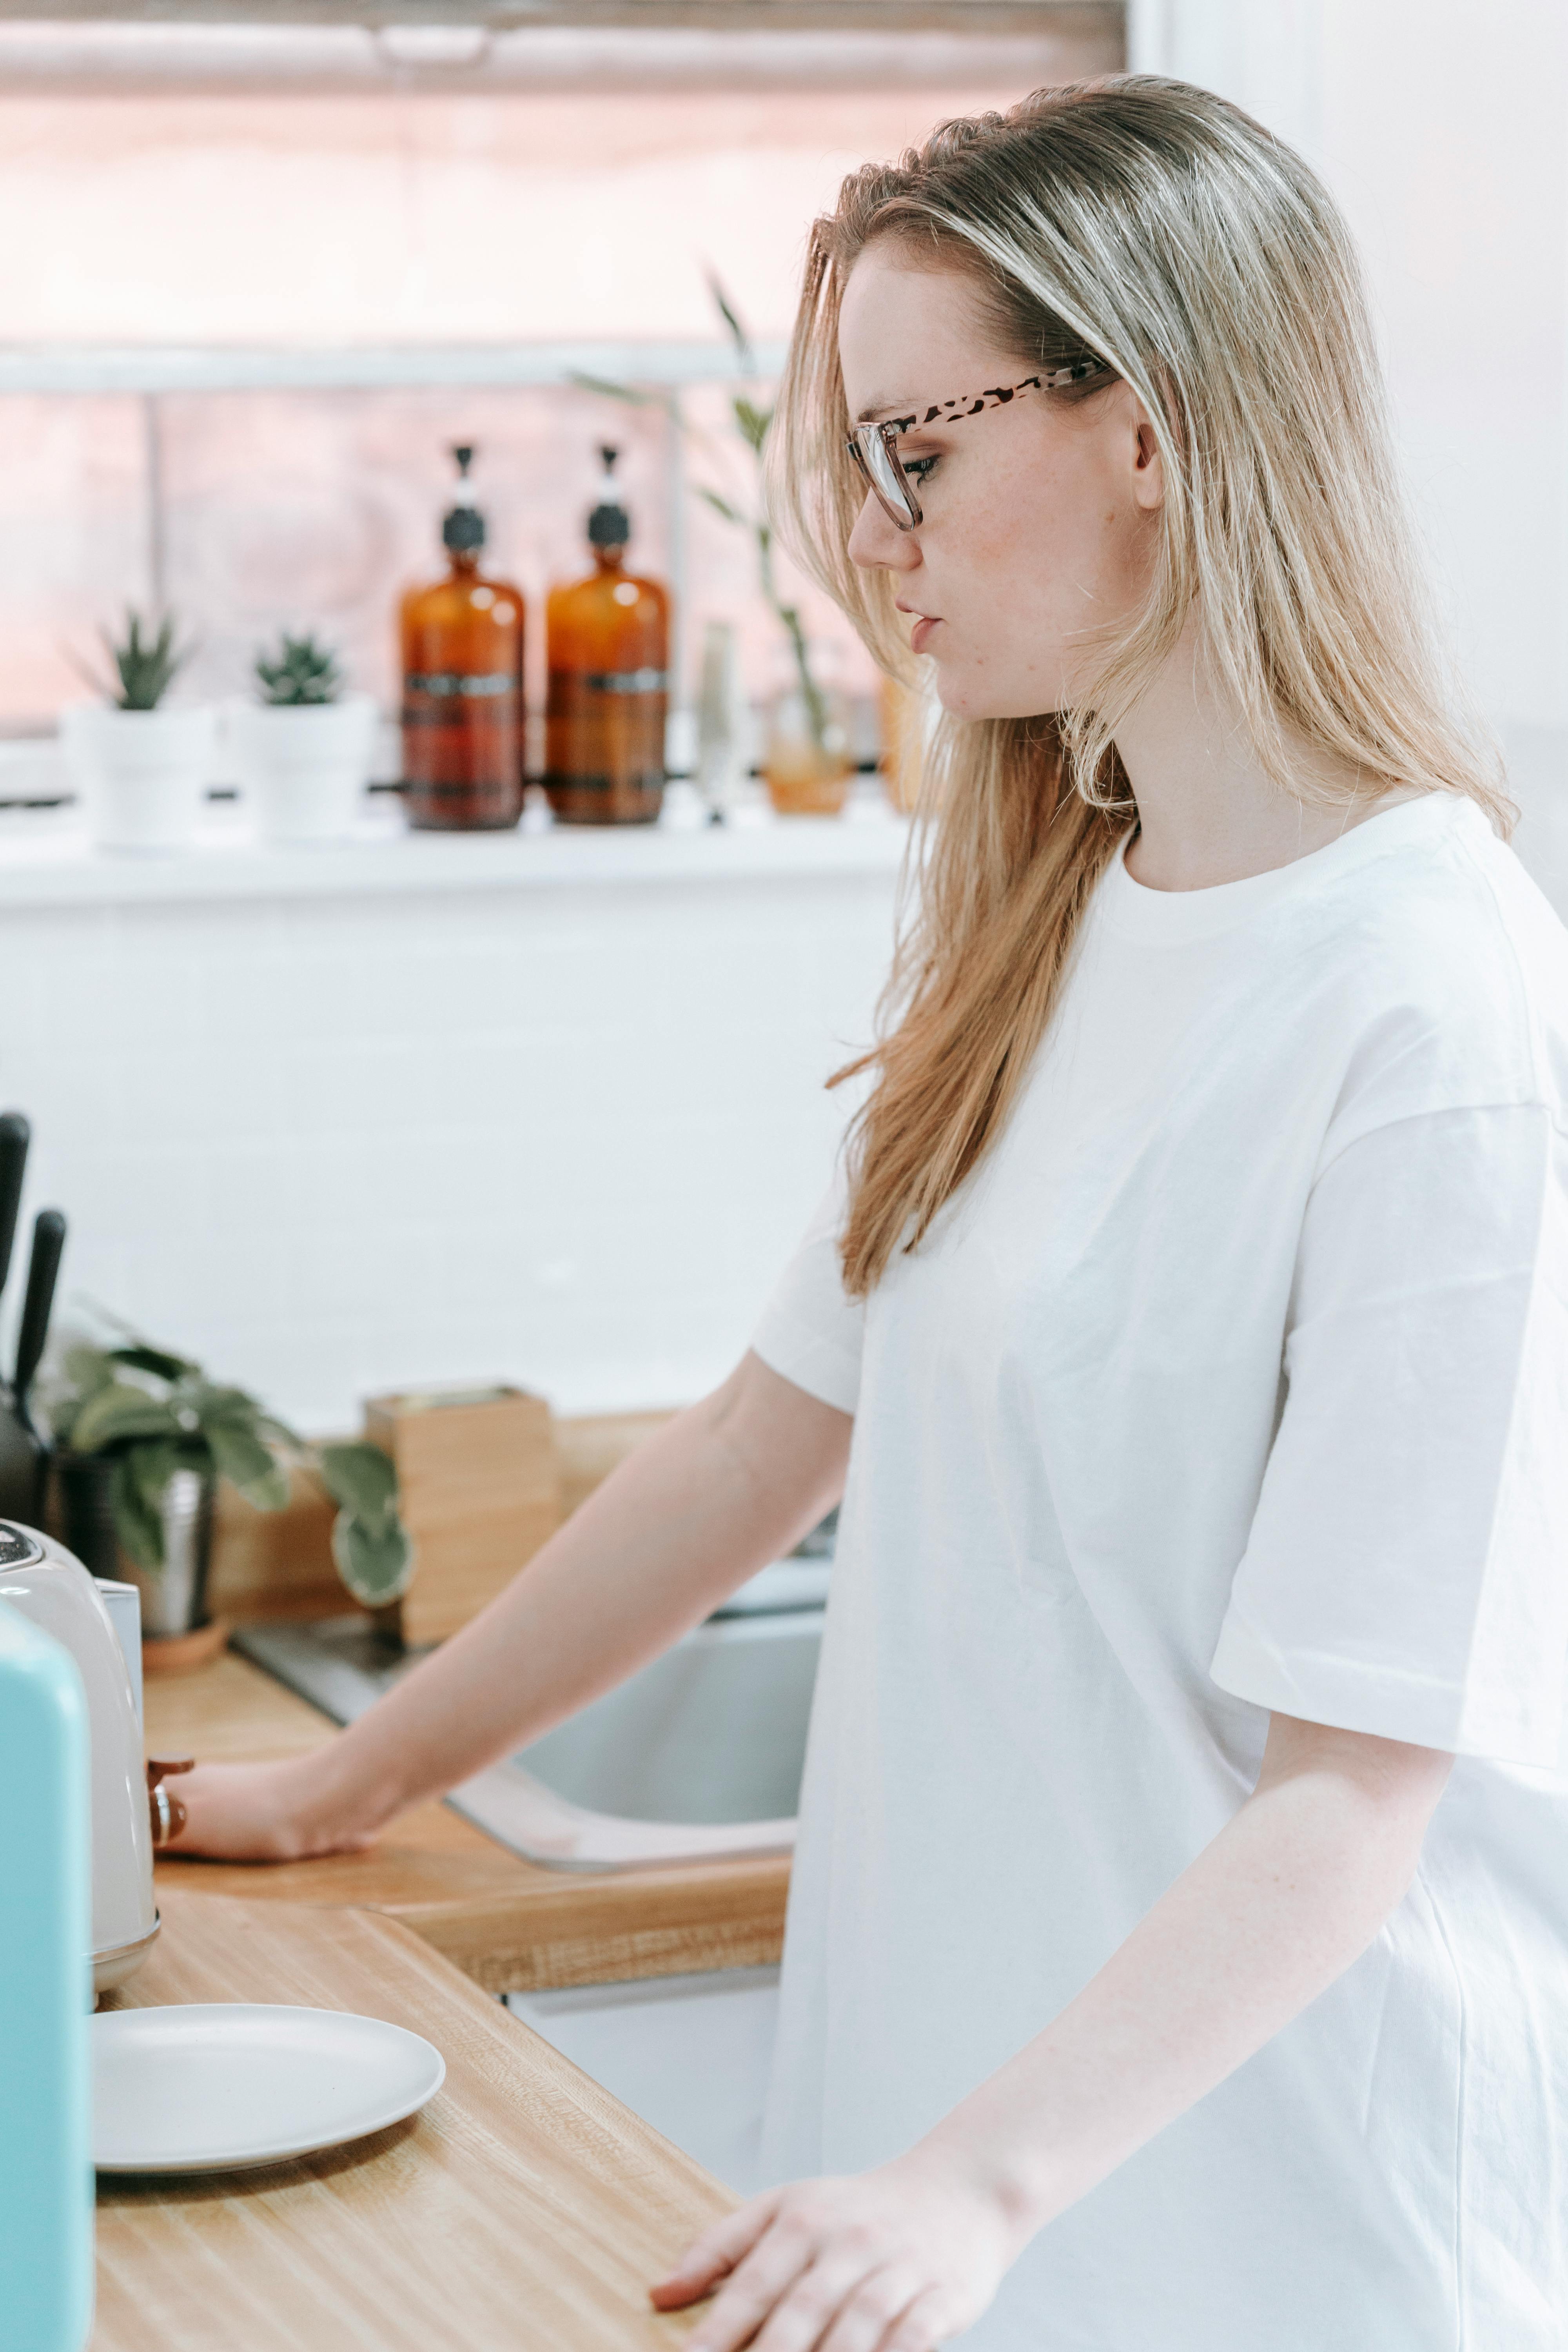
[
  {"left": 93, "top": 1887, "right": 729, "bottom": 2352},
  {"left": 148, "top": 1651, "right": 790, "bottom": 1993}
]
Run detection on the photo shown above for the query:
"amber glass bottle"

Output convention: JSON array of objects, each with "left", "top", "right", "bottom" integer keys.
[
  {"left": 400, "top": 445, "right": 525, "bottom": 831},
  {"left": 544, "top": 447, "right": 669, "bottom": 826}
]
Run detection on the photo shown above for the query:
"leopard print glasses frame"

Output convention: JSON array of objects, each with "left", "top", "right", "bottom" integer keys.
[{"left": 845, "top": 359, "right": 1109, "bottom": 531}]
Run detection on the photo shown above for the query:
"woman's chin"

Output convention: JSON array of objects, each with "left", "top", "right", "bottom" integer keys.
[{"left": 934, "top": 672, "right": 1063, "bottom": 726}]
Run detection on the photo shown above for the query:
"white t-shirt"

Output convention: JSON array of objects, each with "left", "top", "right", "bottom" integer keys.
[{"left": 752, "top": 793, "right": 1568, "bottom": 2349}]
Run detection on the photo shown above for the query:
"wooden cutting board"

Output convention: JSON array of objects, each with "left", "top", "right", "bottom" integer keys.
[{"left": 91, "top": 1888, "right": 732, "bottom": 2352}]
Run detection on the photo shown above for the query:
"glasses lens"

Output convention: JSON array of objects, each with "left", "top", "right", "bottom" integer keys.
[{"left": 856, "top": 426, "right": 918, "bottom": 528}]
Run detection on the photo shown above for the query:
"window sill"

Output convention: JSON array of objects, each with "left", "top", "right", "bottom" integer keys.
[{"left": 0, "top": 785, "right": 909, "bottom": 911}]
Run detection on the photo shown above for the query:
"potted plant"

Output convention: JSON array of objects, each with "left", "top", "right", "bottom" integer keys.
[
  {"left": 60, "top": 609, "right": 216, "bottom": 853},
  {"left": 230, "top": 631, "right": 377, "bottom": 844},
  {"left": 46, "top": 1330, "right": 412, "bottom": 1650}
]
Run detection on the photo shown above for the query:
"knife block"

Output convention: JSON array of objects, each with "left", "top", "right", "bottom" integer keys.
[{"left": 364, "top": 1385, "right": 563, "bottom": 1647}]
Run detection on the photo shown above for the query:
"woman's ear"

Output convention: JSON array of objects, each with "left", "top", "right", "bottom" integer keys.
[{"left": 1130, "top": 403, "right": 1165, "bottom": 513}]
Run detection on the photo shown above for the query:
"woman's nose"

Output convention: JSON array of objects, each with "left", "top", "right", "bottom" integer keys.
[{"left": 848, "top": 488, "right": 920, "bottom": 573}]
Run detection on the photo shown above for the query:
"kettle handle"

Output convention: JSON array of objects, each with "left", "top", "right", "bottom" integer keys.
[{"left": 147, "top": 1756, "right": 195, "bottom": 1849}]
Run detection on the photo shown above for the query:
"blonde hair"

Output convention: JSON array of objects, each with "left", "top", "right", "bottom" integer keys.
[{"left": 768, "top": 75, "right": 1509, "bottom": 1296}]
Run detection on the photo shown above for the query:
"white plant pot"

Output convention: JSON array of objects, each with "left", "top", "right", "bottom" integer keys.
[
  {"left": 60, "top": 702, "right": 218, "bottom": 853},
  {"left": 230, "top": 693, "right": 377, "bottom": 844}
]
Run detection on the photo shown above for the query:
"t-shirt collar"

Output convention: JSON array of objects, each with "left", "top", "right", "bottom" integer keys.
[{"left": 1097, "top": 791, "right": 1486, "bottom": 945}]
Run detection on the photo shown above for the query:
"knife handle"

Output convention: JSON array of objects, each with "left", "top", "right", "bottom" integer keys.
[
  {"left": 13, "top": 1209, "right": 65, "bottom": 1412},
  {"left": 0, "top": 1112, "right": 29, "bottom": 1299}
]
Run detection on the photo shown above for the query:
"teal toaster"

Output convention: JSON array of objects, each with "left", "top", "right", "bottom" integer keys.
[{"left": 0, "top": 1597, "right": 93, "bottom": 2350}]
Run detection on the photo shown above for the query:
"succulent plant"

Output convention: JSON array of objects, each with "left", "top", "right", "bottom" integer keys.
[
  {"left": 254, "top": 631, "right": 344, "bottom": 707},
  {"left": 94, "top": 609, "right": 191, "bottom": 712}
]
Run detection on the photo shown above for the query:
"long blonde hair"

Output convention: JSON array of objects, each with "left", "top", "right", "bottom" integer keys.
[{"left": 768, "top": 76, "right": 1509, "bottom": 1296}]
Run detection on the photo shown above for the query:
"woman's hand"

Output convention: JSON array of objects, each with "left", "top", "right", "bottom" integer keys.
[
  {"left": 162, "top": 1757, "right": 374, "bottom": 1863},
  {"left": 649, "top": 2145, "right": 1031, "bottom": 2352}
]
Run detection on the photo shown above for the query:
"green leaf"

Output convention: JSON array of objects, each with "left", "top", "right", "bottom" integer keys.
[
  {"left": 568, "top": 370, "right": 660, "bottom": 407},
  {"left": 64, "top": 1344, "right": 118, "bottom": 1400},
  {"left": 108, "top": 1342, "right": 196, "bottom": 1385},
  {"left": 316, "top": 1441, "right": 398, "bottom": 1528},
  {"left": 732, "top": 396, "right": 772, "bottom": 454},
  {"left": 697, "top": 486, "right": 744, "bottom": 526},
  {"left": 332, "top": 1512, "right": 416, "bottom": 1608},
  {"left": 190, "top": 1381, "right": 264, "bottom": 1425},
  {"left": 69, "top": 1381, "right": 184, "bottom": 1455},
  {"left": 254, "top": 630, "right": 343, "bottom": 707},
  {"left": 49, "top": 1343, "right": 116, "bottom": 1445},
  {"left": 256, "top": 1410, "right": 305, "bottom": 1454},
  {"left": 125, "top": 1436, "right": 183, "bottom": 1519},
  {"left": 110, "top": 1449, "right": 167, "bottom": 1571},
  {"left": 706, "top": 271, "right": 756, "bottom": 372},
  {"left": 203, "top": 1417, "right": 289, "bottom": 1513},
  {"left": 102, "top": 607, "right": 192, "bottom": 711}
]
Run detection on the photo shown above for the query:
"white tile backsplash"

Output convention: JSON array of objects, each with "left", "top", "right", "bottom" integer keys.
[{"left": 0, "top": 824, "right": 896, "bottom": 1432}]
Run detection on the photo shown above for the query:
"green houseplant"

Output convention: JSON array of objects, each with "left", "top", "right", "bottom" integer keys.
[
  {"left": 49, "top": 1332, "right": 413, "bottom": 1637},
  {"left": 93, "top": 610, "right": 193, "bottom": 712},
  {"left": 254, "top": 631, "right": 345, "bottom": 707},
  {"left": 59, "top": 606, "right": 217, "bottom": 853},
  {"left": 51, "top": 1336, "right": 292, "bottom": 1641},
  {"left": 233, "top": 628, "right": 377, "bottom": 844}
]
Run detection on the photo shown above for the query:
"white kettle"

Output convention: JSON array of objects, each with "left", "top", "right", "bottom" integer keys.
[{"left": 0, "top": 1521, "right": 186, "bottom": 1993}]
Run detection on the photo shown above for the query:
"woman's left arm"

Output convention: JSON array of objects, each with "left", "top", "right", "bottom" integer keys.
[{"left": 652, "top": 1712, "right": 1453, "bottom": 2352}]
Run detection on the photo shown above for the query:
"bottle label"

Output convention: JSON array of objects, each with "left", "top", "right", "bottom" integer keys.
[
  {"left": 544, "top": 771, "right": 664, "bottom": 795},
  {"left": 583, "top": 668, "right": 669, "bottom": 696},
  {"left": 404, "top": 670, "right": 515, "bottom": 700}
]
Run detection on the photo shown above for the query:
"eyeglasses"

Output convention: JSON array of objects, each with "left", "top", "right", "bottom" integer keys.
[{"left": 845, "top": 359, "right": 1109, "bottom": 531}]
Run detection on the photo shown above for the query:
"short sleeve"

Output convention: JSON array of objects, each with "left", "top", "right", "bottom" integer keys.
[
  {"left": 1211, "top": 1101, "right": 1568, "bottom": 1767},
  {"left": 751, "top": 1169, "right": 865, "bottom": 1416}
]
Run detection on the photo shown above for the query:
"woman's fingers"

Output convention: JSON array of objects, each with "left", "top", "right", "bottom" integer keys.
[
  {"left": 750, "top": 2257, "right": 936, "bottom": 2352},
  {"left": 651, "top": 2163, "right": 991, "bottom": 2352},
  {"left": 878, "top": 2284, "right": 948, "bottom": 2352},
  {"left": 817, "top": 2266, "right": 933, "bottom": 2352},
  {"left": 648, "top": 2189, "right": 788, "bottom": 2312},
  {"left": 747, "top": 2251, "right": 900, "bottom": 2352},
  {"left": 682, "top": 2211, "right": 820, "bottom": 2351}
]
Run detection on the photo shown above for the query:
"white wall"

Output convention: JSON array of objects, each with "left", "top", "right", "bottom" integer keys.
[
  {"left": 1129, "top": 0, "right": 1568, "bottom": 820},
  {"left": 0, "top": 814, "right": 900, "bottom": 1432}
]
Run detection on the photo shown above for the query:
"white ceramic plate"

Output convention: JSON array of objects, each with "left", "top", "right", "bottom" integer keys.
[{"left": 93, "top": 2004, "right": 446, "bottom": 2174}]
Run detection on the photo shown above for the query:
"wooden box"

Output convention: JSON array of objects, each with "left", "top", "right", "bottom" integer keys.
[{"left": 365, "top": 1383, "right": 564, "bottom": 1647}]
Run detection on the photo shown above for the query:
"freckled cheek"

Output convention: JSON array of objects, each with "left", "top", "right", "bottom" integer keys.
[{"left": 964, "top": 491, "right": 1033, "bottom": 565}]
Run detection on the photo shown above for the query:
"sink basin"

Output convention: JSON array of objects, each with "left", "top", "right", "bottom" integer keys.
[
  {"left": 233, "top": 1558, "right": 825, "bottom": 1872},
  {"left": 454, "top": 1608, "right": 821, "bottom": 1869}
]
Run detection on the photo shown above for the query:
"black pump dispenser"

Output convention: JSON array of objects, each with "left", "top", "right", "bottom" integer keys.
[
  {"left": 442, "top": 442, "right": 486, "bottom": 555},
  {"left": 587, "top": 445, "right": 631, "bottom": 550}
]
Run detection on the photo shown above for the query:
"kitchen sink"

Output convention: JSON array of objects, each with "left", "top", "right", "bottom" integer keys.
[{"left": 233, "top": 1556, "right": 826, "bottom": 1872}]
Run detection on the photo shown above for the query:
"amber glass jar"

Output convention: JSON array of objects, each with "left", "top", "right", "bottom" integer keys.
[
  {"left": 400, "top": 446, "right": 525, "bottom": 832},
  {"left": 544, "top": 449, "right": 669, "bottom": 827}
]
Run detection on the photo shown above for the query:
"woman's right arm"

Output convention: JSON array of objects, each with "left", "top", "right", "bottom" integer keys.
[{"left": 169, "top": 1350, "right": 851, "bottom": 1861}]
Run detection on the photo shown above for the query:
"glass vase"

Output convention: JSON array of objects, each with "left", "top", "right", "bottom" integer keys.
[{"left": 762, "top": 645, "right": 854, "bottom": 818}]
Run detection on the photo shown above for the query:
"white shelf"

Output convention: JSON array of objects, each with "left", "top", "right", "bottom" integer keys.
[
  {"left": 0, "top": 338, "right": 789, "bottom": 398},
  {"left": 0, "top": 790, "right": 909, "bottom": 911}
]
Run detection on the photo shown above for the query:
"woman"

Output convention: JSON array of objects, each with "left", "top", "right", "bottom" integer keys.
[{"left": 174, "top": 79, "right": 1568, "bottom": 2348}]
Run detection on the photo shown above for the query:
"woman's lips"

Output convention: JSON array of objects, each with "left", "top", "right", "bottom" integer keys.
[{"left": 908, "top": 615, "right": 940, "bottom": 654}]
